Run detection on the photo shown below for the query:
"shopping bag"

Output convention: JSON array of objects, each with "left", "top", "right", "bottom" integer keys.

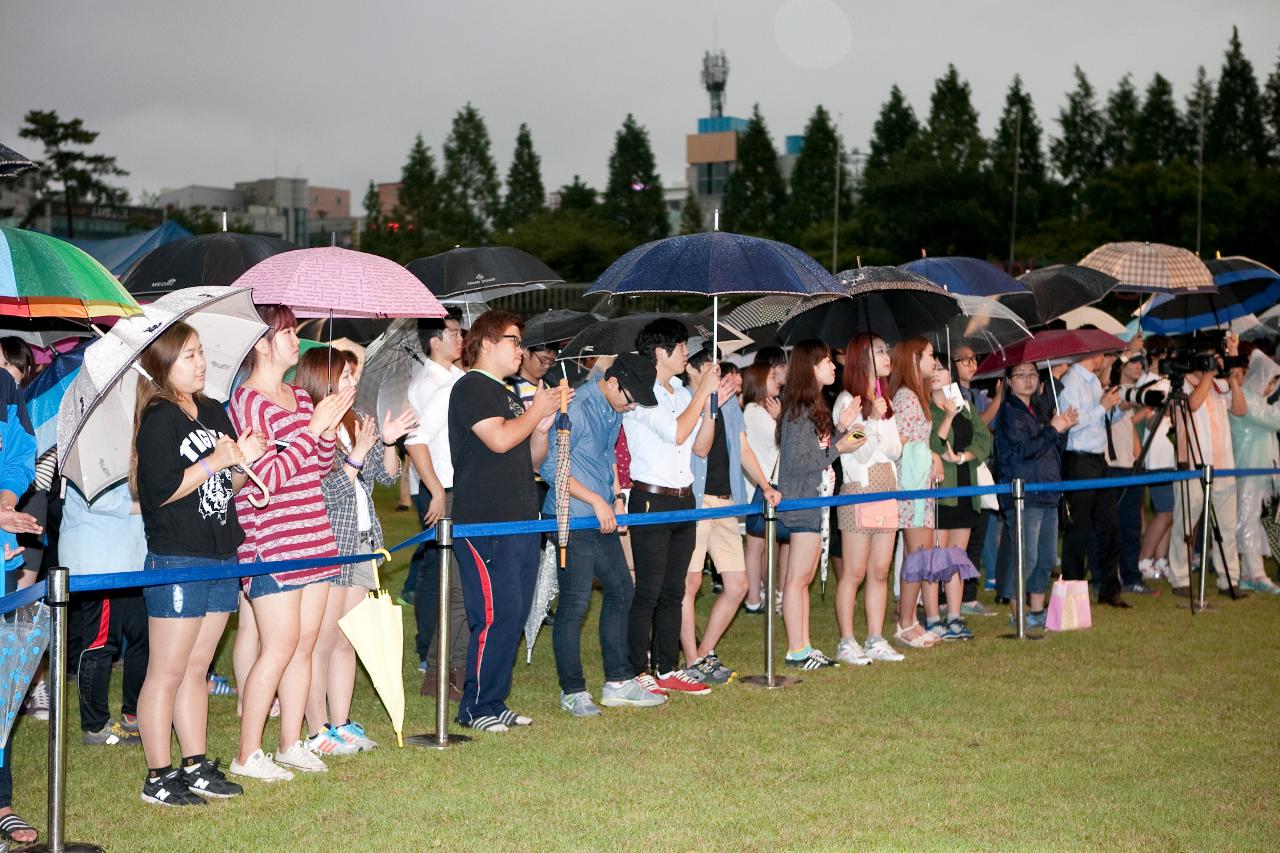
[
  {"left": 1045, "top": 579, "right": 1092, "bottom": 631},
  {"left": 975, "top": 463, "right": 1000, "bottom": 511}
]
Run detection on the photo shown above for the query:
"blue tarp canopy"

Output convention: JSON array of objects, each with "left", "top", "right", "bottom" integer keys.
[{"left": 69, "top": 220, "right": 191, "bottom": 277}]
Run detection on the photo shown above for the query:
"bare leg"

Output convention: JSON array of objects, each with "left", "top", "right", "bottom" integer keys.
[
  {"left": 697, "top": 572, "right": 746, "bottom": 658},
  {"left": 836, "top": 533, "right": 870, "bottom": 639},
  {"left": 306, "top": 583, "right": 344, "bottom": 737},
  {"left": 897, "top": 528, "right": 933, "bottom": 642},
  {"left": 940, "top": 528, "right": 971, "bottom": 619},
  {"left": 864, "top": 532, "right": 896, "bottom": 638},
  {"left": 1142, "top": 511, "right": 1173, "bottom": 561},
  {"left": 276, "top": 583, "right": 329, "bottom": 751},
  {"left": 232, "top": 592, "right": 257, "bottom": 718},
  {"left": 781, "top": 532, "right": 821, "bottom": 651},
  {"left": 138, "top": 616, "right": 203, "bottom": 769},
  {"left": 236, "top": 589, "right": 301, "bottom": 764},
  {"left": 326, "top": 585, "right": 367, "bottom": 726},
  {"left": 171, "top": 612, "right": 230, "bottom": 758},
  {"left": 744, "top": 534, "right": 765, "bottom": 607},
  {"left": 679, "top": 571, "right": 703, "bottom": 664}
]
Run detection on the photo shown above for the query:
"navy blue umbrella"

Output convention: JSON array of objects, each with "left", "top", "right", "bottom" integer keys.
[
  {"left": 1139, "top": 257, "right": 1280, "bottom": 334},
  {"left": 900, "top": 256, "right": 1024, "bottom": 297}
]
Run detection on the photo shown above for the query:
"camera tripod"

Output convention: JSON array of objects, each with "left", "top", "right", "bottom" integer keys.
[{"left": 1128, "top": 376, "right": 1244, "bottom": 614}]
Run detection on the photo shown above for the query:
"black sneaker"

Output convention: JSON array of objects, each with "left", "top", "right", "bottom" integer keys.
[
  {"left": 784, "top": 649, "right": 839, "bottom": 670},
  {"left": 141, "top": 770, "right": 207, "bottom": 807},
  {"left": 182, "top": 759, "right": 244, "bottom": 798}
]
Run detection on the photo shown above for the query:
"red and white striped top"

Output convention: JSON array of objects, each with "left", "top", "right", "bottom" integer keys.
[{"left": 230, "top": 385, "right": 340, "bottom": 587}]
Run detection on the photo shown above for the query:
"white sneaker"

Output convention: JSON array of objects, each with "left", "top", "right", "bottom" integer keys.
[
  {"left": 229, "top": 749, "right": 294, "bottom": 782},
  {"left": 835, "top": 637, "right": 872, "bottom": 666},
  {"left": 864, "top": 636, "right": 905, "bottom": 662},
  {"left": 275, "top": 740, "right": 328, "bottom": 773},
  {"left": 24, "top": 679, "right": 49, "bottom": 721}
]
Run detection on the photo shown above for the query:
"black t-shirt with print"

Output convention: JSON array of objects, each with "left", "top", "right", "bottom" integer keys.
[
  {"left": 448, "top": 371, "right": 540, "bottom": 524},
  {"left": 135, "top": 397, "right": 245, "bottom": 557}
]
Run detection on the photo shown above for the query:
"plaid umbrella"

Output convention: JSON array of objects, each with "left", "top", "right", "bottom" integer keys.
[
  {"left": 723, "top": 295, "right": 802, "bottom": 332},
  {"left": 1079, "top": 242, "right": 1214, "bottom": 293},
  {"left": 0, "top": 143, "right": 37, "bottom": 179}
]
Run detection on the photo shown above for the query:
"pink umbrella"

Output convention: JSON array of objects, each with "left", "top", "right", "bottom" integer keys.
[{"left": 232, "top": 247, "right": 447, "bottom": 319}]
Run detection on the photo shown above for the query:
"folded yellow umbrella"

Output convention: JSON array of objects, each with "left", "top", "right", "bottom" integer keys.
[{"left": 338, "top": 558, "right": 405, "bottom": 747}]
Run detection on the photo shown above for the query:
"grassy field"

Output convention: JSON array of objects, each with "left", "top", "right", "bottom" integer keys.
[{"left": 8, "top": 488, "right": 1280, "bottom": 851}]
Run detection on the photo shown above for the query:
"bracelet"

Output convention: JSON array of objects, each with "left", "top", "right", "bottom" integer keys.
[
  {"left": 344, "top": 455, "right": 365, "bottom": 470},
  {"left": 614, "top": 493, "right": 625, "bottom": 502},
  {"left": 382, "top": 439, "right": 397, "bottom": 448},
  {"left": 199, "top": 458, "right": 214, "bottom": 479}
]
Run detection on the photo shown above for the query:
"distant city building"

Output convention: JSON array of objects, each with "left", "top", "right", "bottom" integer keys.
[
  {"left": 0, "top": 173, "right": 161, "bottom": 238},
  {"left": 309, "top": 186, "right": 350, "bottom": 220},
  {"left": 376, "top": 182, "right": 400, "bottom": 217},
  {"left": 155, "top": 176, "right": 359, "bottom": 245}
]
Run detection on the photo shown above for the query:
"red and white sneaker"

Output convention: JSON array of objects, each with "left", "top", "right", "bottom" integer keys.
[
  {"left": 654, "top": 670, "right": 711, "bottom": 695},
  {"left": 634, "top": 674, "right": 668, "bottom": 696}
]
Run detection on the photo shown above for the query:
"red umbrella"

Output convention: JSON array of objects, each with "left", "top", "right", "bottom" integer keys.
[{"left": 975, "top": 329, "right": 1127, "bottom": 377}]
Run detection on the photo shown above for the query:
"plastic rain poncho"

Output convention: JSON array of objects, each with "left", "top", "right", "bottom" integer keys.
[{"left": 1231, "top": 349, "right": 1280, "bottom": 578}]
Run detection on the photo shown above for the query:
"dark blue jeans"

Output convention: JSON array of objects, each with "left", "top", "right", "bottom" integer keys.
[
  {"left": 552, "top": 529, "right": 634, "bottom": 694},
  {"left": 1111, "top": 467, "right": 1145, "bottom": 585}
]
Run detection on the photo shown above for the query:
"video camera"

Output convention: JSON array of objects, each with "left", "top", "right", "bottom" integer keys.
[{"left": 1148, "top": 330, "right": 1246, "bottom": 381}]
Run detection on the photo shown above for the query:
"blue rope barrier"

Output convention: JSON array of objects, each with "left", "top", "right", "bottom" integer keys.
[
  {"left": 0, "top": 580, "right": 48, "bottom": 616},
  {"left": 69, "top": 551, "right": 384, "bottom": 595},
  {"left": 1027, "top": 469, "right": 1200, "bottom": 494}
]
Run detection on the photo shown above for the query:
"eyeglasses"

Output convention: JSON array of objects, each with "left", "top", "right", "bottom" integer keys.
[
  {"left": 954, "top": 356, "right": 977, "bottom": 365},
  {"left": 502, "top": 334, "right": 523, "bottom": 347}
]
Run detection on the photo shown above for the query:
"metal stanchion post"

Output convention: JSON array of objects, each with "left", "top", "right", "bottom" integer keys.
[
  {"left": 407, "top": 519, "right": 471, "bottom": 748},
  {"left": 1195, "top": 465, "right": 1214, "bottom": 614},
  {"left": 742, "top": 500, "right": 798, "bottom": 688},
  {"left": 1000, "top": 479, "right": 1038, "bottom": 640},
  {"left": 29, "top": 567, "right": 103, "bottom": 853}
]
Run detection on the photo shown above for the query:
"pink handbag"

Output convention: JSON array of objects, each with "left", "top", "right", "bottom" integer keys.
[
  {"left": 1045, "top": 579, "right": 1093, "bottom": 631},
  {"left": 854, "top": 499, "right": 898, "bottom": 529}
]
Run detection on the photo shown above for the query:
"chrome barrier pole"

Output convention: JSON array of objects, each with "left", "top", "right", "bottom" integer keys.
[
  {"left": 1196, "top": 465, "right": 1214, "bottom": 614},
  {"left": 407, "top": 518, "right": 471, "bottom": 748},
  {"left": 743, "top": 500, "right": 798, "bottom": 688},
  {"left": 1000, "top": 480, "right": 1038, "bottom": 641},
  {"left": 33, "top": 566, "right": 104, "bottom": 853}
]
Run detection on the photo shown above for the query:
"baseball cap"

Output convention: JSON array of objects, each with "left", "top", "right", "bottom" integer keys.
[{"left": 606, "top": 353, "right": 658, "bottom": 407}]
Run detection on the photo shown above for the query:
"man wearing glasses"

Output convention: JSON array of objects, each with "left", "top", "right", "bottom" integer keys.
[
  {"left": 540, "top": 354, "right": 669, "bottom": 716},
  {"left": 448, "top": 310, "right": 568, "bottom": 733}
]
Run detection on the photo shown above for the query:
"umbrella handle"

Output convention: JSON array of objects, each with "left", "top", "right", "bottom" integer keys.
[{"left": 238, "top": 465, "right": 272, "bottom": 509}]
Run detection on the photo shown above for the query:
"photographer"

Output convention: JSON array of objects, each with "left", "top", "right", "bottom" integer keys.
[{"left": 1166, "top": 335, "right": 1246, "bottom": 598}]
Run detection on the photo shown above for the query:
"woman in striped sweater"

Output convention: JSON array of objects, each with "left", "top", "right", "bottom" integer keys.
[{"left": 228, "top": 305, "right": 354, "bottom": 782}]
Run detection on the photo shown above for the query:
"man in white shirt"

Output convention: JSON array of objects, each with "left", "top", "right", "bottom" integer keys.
[{"left": 403, "top": 309, "right": 466, "bottom": 690}]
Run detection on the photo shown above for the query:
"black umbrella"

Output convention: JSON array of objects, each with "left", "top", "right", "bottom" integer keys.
[
  {"left": 122, "top": 232, "right": 296, "bottom": 300},
  {"left": 999, "top": 264, "right": 1118, "bottom": 327},
  {"left": 0, "top": 142, "right": 37, "bottom": 178},
  {"left": 405, "top": 246, "right": 562, "bottom": 299},
  {"left": 522, "top": 309, "right": 599, "bottom": 350},
  {"left": 296, "top": 316, "right": 391, "bottom": 347},
  {"left": 559, "top": 312, "right": 750, "bottom": 361},
  {"left": 779, "top": 268, "right": 961, "bottom": 349}
]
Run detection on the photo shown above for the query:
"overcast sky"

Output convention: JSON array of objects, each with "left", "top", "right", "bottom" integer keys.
[{"left": 4, "top": 0, "right": 1278, "bottom": 204}]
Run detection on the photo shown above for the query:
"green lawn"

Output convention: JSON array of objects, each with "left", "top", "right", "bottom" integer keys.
[{"left": 8, "top": 489, "right": 1280, "bottom": 851}]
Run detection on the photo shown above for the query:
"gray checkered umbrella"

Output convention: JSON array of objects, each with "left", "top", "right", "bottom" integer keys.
[
  {"left": 1079, "top": 242, "right": 1214, "bottom": 293},
  {"left": 723, "top": 295, "right": 803, "bottom": 332}
]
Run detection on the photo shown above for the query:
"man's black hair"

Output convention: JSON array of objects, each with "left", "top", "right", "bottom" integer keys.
[
  {"left": 417, "top": 307, "right": 463, "bottom": 353},
  {"left": 687, "top": 344, "right": 716, "bottom": 371},
  {"left": 635, "top": 317, "right": 687, "bottom": 364}
]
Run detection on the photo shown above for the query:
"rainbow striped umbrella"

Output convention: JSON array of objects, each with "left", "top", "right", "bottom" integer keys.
[{"left": 0, "top": 226, "right": 140, "bottom": 318}]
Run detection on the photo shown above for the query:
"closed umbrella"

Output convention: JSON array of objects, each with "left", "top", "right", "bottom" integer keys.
[
  {"left": 0, "top": 601, "right": 49, "bottom": 764},
  {"left": 122, "top": 232, "right": 296, "bottom": 300},
  {"left": 338, "top": 569, "right": 405, "bottom": 747},
  {"left": 524, "top": 542, "right": 559, "bottom": 664},
  {"left": 0, "top": 226, "right": 140, "bottom": 319}
]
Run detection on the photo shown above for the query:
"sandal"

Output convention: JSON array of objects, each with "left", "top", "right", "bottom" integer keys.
[
  {"left": 0, "top": 811, "right": 38, "bottom": 844},
  {"left": 894, "top": 621, "right": 938, "bottom": 648}
]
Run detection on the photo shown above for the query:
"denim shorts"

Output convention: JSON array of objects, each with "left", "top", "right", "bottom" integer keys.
[
  {"left": 1148, "top": 477, "right": 1174, "bottom": 513},
  {"left": 245, "top": 571, "right": 287, "bottom": 599},
  {"left": 142, "top": 553, "right": 240, "bottom": 619}
]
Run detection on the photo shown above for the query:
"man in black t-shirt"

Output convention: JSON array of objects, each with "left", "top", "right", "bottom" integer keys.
[{"left": 448, "top": 310, "right": 567, "bottom": 733}]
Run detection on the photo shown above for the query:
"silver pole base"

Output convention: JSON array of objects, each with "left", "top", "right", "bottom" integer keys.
[
  {"left": 23, "top": 843, "right": 106, "bottom": 852},
  {"left": 405, "top": 733, "right": 473, "bottom": 749},
  {"left": 739, "top": 674, "right": 800, "bottom": 689}
]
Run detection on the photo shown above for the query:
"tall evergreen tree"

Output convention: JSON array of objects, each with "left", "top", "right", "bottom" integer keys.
[
  {"left": 781, "top": 105, "right": 851, "bottom": 239},
  {"left": 18, "top": 109, "right": 129, "bottom": 238},
  {"left": 679, "top": 188, "right": 705, "bottom": 235},
  {"left": 921, "top": 65, "right": 986, "bottom": 171},
  {"left": 360, "top": 180, "right": 385, "bottom": 253},
  {"left": 988, "top": 75, "right": 1048, "bottom": 244},
  {"left": 498, "top": 123, "right": 545, "bottom": 229},
  {"left": 864, "top": 85, "right": 920, "bottom": 175},
  {"left": 603, "top": 114, "right": 668, "bottom": 241},
  {"left": 398, "top": 133, "right": 438, "bottom": 232},
  {"left": 1050, "top": 66, "right": 1106, "bottom": 195},
  {"left": 1265, "top": 52, "right": 1280, "bottom": 165},
  {"left": 1183, "top": 66, "right": 1215, "bottom": 162},
  {"left": 1206, "top": 26, "right": 1268, "bottom": 165},
  {"left": 1134, "top": 73, "right": 1183, "bottom": 165},
  {"left": 721, "top": 104, "right": 787, "bottom": 236},
  {"left": 437, "top": 103, "right": 501, "bottom": 243},
  {"left": 1100, "top": 74, "right": 1141, "bottom": 167},
  {"left": 558, "top": 175, "right": 598, "bottom": 212}
]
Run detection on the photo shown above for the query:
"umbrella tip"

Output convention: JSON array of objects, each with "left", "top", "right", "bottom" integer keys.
[
  {"left": 921, "top": 248, "right": 928, "bottom": 258},
  {"left": 856, "top": 255, "right": 862, "bottom": 269},
  {"left": 1215, "top": 250, "right": 1221, "bottom": 260}
]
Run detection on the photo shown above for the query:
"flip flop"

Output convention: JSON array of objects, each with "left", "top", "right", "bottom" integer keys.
[{"left": 0, "top": 812, "right": 38, "bottom": 843}]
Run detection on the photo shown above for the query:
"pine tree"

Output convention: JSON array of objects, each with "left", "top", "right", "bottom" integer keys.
[
  {"left": 1206, "top": 26, "right": 1268, "bottom": 165},
  {"left": 498, "top": 123, "right": 545, "bottom": 229},
  {"left": 1183, "top": 66, "right": 1214, "bottom": 163},
  {"left": 603, "top": 114, "right": 667, "bottom": 242},
  {"left": 865, "top": 85, "right": 920, "bottom": 175},
  {"left": 988, "top": 75, "right": 1048, "bottom": 240},
  {"left": 1050, "top": 66, "right": 1106, "bottom": 194},
  {"left": 1100, "top": 74, "right": 1141, "bottom": 167},
  {"left": 359, "top": 180, "right": 385, "bottom": 254},
  {"left": 437, "top": 103, "right": 501, "bottom": 244},
  {"left": 1134, "top": 73, "right": 1183, "bottom": 165},
  {"left": 18, "top": 109, "right": 129, "bottom": 238},
  {"left": 721, "top": 104, "right": 787, "bottom": 236},
  {"left": 679, "top": 188, "right": 705, "bottom": 235},
  {"left": 1265, "top": 52, "right": 1280, "bottom": 165},
  {"left": 558, "top": 175, "right": 598, "bottom": 212},
  {"left": 781, "top": 105, "right": 851, "bottom": 239},
  {"left": 398, "top": 133, "right": 438, "bottom": 233},
  {"left": 921, "top": 65, "right": 986, "bottom": 172}
]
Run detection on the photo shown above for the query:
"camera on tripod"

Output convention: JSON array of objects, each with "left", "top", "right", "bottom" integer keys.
[{"left": 1152, "top": 330, "right": 1246, "bottom": 381}]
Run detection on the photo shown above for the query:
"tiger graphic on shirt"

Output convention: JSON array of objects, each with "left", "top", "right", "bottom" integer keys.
[{"left": 177, "top": 426, "right": 233, "bottom": 525}]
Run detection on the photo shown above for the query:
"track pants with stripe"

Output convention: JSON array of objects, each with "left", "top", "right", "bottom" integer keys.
[
  {"left": 454, "top": 533, "right": 540, "bottom": 724},
  {"left": 76, "top": 590, "right": 148, "bottom": 733}
]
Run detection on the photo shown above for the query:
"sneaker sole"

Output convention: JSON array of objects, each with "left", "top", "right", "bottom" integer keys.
[
  {"left": 229, "top": 766, "right": 294, "bottom": 782},
  {"left": 275, "top": 759, "right": 327, "bottom": 773},
  {"left": 186, "top": 786, "right": 242, "bottom": 799},
  {"left": 599, "top": 697, "right": 666, "bottom": 708},
  {"left": 140, "top": 792, "right": 204, "bottom": 807}
]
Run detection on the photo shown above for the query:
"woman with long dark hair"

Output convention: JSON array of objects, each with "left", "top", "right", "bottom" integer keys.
[
  {"left": 740, "top": 363, "right": 788, "bottom": 613},
  {"left": 132, "top": 322, "right": 265, "bottom": 806},
  {"left": 832, "top": 334, "right": 905, "bottom": 664},
  {"left": 889, "top": 337, "right": 943, "bottom": 648},
  {"left": 229, "top": 305, "right": 354, "bottom": 781},
  {"left": 776, "top": 340, "right": 864, "bottom": 669}
]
